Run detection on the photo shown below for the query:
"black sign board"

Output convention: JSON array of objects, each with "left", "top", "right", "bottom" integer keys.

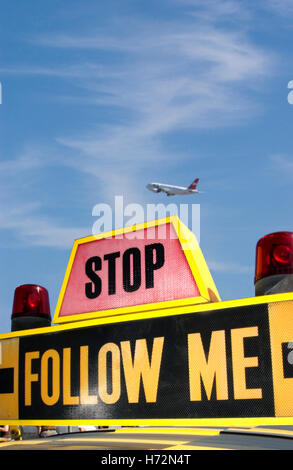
[{"left": 1, "top": 297, "right": 293, "bottom": 423}]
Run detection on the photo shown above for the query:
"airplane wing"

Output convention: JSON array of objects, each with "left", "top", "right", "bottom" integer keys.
[{"left": 159, "top": 187, "right": 174, "bottom": 196}]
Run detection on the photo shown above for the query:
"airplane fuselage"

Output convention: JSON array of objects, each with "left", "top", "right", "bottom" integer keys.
[{"left": 146, "top": 183, "right": 198, "bottom": 196}]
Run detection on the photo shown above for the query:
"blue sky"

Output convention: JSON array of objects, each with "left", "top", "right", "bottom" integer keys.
[{"left": 1, "top": 0, "right": 293, "bottom": 333}]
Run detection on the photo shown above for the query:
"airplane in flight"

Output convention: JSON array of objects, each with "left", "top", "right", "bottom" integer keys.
[{"left": 146, "top": 178, "right": 200, "bottom": 196}]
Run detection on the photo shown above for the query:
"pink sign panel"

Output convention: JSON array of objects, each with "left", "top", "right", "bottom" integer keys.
[{"left": 59, "top": 223, "right": 200, "bottom": 317}]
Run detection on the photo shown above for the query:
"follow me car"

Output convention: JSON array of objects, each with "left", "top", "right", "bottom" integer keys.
[{"left": 2, "top": 217, "right": 293, "bottom": 451}]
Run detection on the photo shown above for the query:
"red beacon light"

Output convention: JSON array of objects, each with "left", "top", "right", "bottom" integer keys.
[
  {"left": 11, "top": 284, "right": 51, "bottom": 332},
  {"left": 254, "top": 232, "right": 293, "bottom": 296}
]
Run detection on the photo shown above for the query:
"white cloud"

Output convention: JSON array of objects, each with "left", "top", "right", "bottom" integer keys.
[
  {"left": 47, "top": 20, "right": 272, "bottom": 194},
  {"left": 0, "top": 148, "right": 45, "bottom": 174},
  {"left": 208, "top": 260, "right": 252, "bottom": 274},
  {"left": 0, "top": 144, "right": 90, "bottom": 249},
  {"left": 265, "top": 0, "right": 293, "bottom": 16},
  {"left": 270, "top": 154, "right": 293, "bottom": 174},
  {"left": 0, "top": 11, "right": 275, "bottom": 247},
  {"left": 3, "top": 17, "right": 273, "bottom": 139},
  {"left": 0, "top": 205, "right": 87, "bottom": 248},
  {"left": 175, "top": 0, "right": 247, "bottom": 16}
]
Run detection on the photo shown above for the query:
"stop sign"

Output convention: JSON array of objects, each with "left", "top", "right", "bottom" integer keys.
[{"left": 53, "top": 216, "right": 220, "bottom": 324}]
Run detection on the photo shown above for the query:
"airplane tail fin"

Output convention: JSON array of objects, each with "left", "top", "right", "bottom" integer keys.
[{"left": 188, "top": 178, "right": 199, "bottom": 190}]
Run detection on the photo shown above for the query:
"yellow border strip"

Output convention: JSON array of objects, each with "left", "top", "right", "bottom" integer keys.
[
  {"left": 2, "top": 291, "right": 293, "bottom": 340},
  {"left": 53, "top": 216, "right": 220, "bottom": 325},
  {"left": 3, "top": 417, "right": 293, "bottom": 427}
]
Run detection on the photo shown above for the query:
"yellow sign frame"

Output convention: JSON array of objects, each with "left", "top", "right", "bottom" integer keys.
[
  {"left": 53, "top": 216, "right": 220, "bottom": 325},
  {"left": 2, "top": 292, "right": 293, "bottom": 426}
]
